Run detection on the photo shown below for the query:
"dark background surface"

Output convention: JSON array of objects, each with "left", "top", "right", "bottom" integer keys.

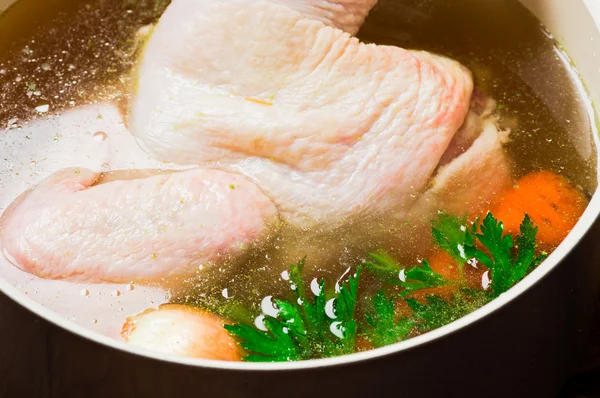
[
  {"left": 0, "top": 290, "right": 599, "bottom": 398},
  {"left": 560, "top": 298, "right": 600, "bottom": 398}
]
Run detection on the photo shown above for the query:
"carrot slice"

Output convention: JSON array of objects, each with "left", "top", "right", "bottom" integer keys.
[
  {"left": 389, "top": 171, "right": 586, "bottom": 325},
  {"left": 428, "top": 251, "right": 461, "bottom": 282},
  {"left": 490, "top": 170, "right": 588, "bottom": 251},
  {"left": 427, "top": 250, "right": 485, "bottom": 290},
  {"left": 423, "top": 170, "right": 586, "bottom": 288}
]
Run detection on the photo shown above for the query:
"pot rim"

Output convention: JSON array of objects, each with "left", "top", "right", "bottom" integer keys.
[{"left": 1, "top": 0, "right": 600, "bottom": 373}]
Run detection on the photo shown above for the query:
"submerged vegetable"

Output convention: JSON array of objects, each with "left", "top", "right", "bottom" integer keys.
[
  {"left": 224, "top": 259, "right": 361, "bottom": 362},
  {"left": 225, "top": 211, "right": 546, "bottom": 362},
  {"left": 363, "top": 290, "right": 413, "bottom": 348},
  {"left": 122, "top": 304, "right": 242, "bottom": 361},
  {"left": 490, "top": 170, "right": 587, "bottom": 250}
]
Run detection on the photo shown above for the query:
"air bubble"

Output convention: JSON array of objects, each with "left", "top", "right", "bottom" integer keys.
[
  {"left": 310, "top": 278, "right": 321, "bottom": 295},
  {"left": 482, "top": 271, "right": 491, "bottom": 290},
  {"left": 468, "top": 258, "right": 478, "bottom": 268},
  {"left": 330, "top": 321, "right": 344, "bottom": 339},
  {"left": 261, "top": 296, "right": 279, "bottom": 317},
  {"left": 399, "top": 269, "right": 406, "bottom": 282},
  {"left": 325, "top": 298, "right": 336, "bottom": 319},
  {"left": 254, "top": 315, "right": 267, "bottom": 331}
]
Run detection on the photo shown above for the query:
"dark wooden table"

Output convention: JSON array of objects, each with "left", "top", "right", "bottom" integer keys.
[{"left": 1, "top": 290, "right": 600, "bottom": 398}]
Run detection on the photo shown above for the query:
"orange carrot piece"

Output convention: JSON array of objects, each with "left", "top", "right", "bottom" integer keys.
[
  {"left": 490, "top": 170, "right": 588, "bottom": 251},
  {"left": 428, "top": 251, "right": 461, "bottom": 282},
  {"left": 427, "top": 250, "right": 485, "bottom": 290}
]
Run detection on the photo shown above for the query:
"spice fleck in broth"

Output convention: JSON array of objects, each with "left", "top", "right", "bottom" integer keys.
[{"left": 0, "top": 0, "right": 596, "bottom": 360}]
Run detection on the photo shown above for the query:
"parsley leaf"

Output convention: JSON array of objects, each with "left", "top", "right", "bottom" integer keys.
[
  {"left": 400, "top": 259, "right": 449, "bottom": 296},
  {"left": 464, "top": 213, "right": 545, "bottom": 297},
  {"left": 405, "top": 290, "right": 488, "bottom": 332},
  {"left": 365, "top": 251, "right": 450, "bottom": 295},
  {"left": 405, "top": 295, "right": 461, "bottom": 332},
  {"left": 432, "top": 213, "right": 477, "bottom": 262},
  {"left": 430, "top": 212, "right": 545, "bottom": 298},
  {"left": 514, "top": 215, "right": 547, "bottom": 279},
  {"left": 227, "top": 211, "right": 547, "bottom": 362},
  {"left": 333, "top": 267, "right": 361, "bottom": 354},
  {"left": 225, "top": 318, "right": 302, "bottom": 362},
  {"left": 363, "top": 250, "right": 402, "bottom": 282},
  {"left": 363, "top": 289, "right": 413, "bottom": 347},
  {"left": 431, "top": 213, "right": 478, "bottom": 279},
  {"left": 225, "top": 259, "right": 361, "bottom": 362}
]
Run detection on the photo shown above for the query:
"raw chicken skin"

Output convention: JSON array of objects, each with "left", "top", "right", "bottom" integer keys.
[
  {"left": 268, "top": 0, "right": 378, "bottom": 34},
  {"left": 0, "top": 0, "right": 511, "bottom": 286},
  {"left": 129, "top": 0, "right": 478, "bottom": 228},
  {"left": 0, "top": 168, "right": 278, "bottom": 283}
]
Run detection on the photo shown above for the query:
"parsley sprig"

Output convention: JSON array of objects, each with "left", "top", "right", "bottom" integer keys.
[
  {"left": 370, "top": 212, "right": 546, "bottom": 297},
  {"left": 405, "top": 289, "right": 488, "bottom": 332},
  {"left": 464, "top": 213, "right": 547, "bottom": 297},
  {"left": 365, "top": 251, "right": 451, "bottom": 296},
  {"left": 225, "top": 258, "right": 361, "bottom": 361},
  {"left": 363, "top": 289, "right": 413, "bottom": 347},
  {"left": 226, "top": 212, "right": 545, "bottom": 361}
]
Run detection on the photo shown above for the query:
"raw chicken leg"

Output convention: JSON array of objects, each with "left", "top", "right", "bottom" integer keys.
[{"left": 0, "top": 168, "right": 278, "bottom": 283}]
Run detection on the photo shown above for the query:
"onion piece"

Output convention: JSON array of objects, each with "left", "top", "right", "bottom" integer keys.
[{"left": 121, "top": 304, "right": 242, "bottom": 361}]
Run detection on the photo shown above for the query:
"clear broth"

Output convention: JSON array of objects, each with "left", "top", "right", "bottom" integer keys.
[{"left": 0, "top": 0, "right": 597, "bottom": 343}]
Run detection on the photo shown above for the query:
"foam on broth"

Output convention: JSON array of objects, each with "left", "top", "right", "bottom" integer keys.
[{"left": 0, "top": 0, "right": 597, "bottom": 340}]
